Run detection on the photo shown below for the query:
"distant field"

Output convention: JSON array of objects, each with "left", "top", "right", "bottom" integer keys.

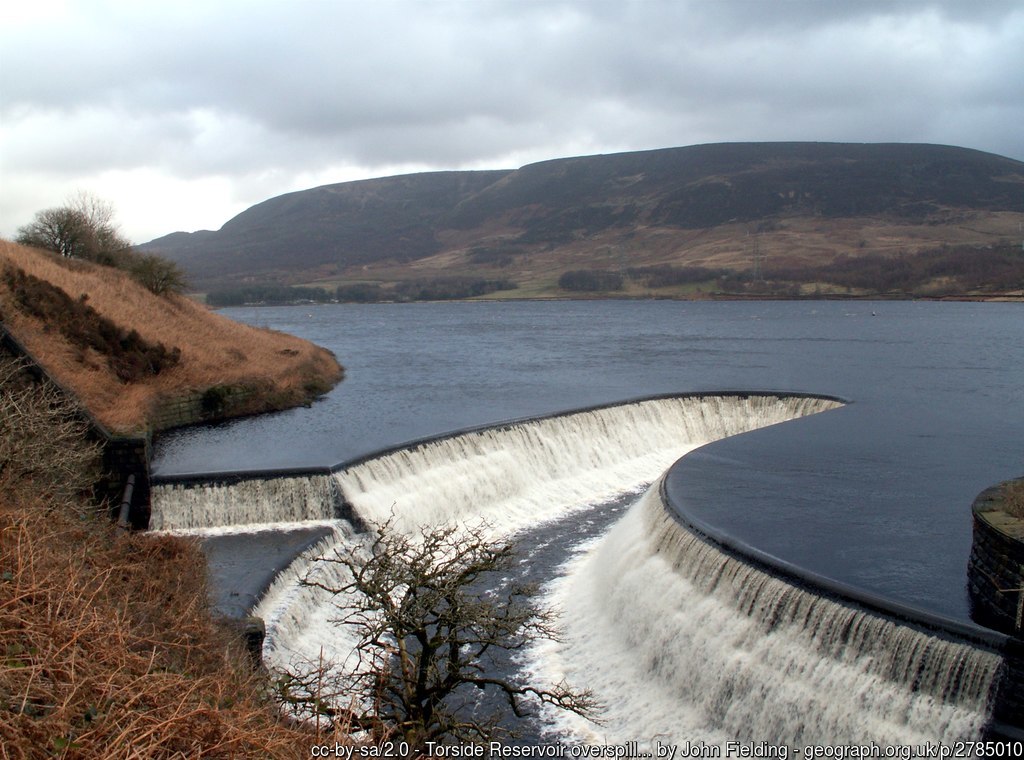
[{"left": 357, "top": 211, "right": 1024, "bottom": 296}]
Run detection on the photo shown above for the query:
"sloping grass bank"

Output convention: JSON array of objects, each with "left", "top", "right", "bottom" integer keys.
[
  {"left": 0, "top": 500, "right": 322, "bottom": 758},
  {"left": 0, "top": 240, "right": 342, "bottom": 435}
]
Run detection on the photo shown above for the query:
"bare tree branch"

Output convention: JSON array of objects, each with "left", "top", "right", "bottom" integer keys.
[
  {"left": 283, "top": 517, "right": 596, "bottom": 754},
  {"left": 0, "top": 355, "right": 102, "bottom": 507}
]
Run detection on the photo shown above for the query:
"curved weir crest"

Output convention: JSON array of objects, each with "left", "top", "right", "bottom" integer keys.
[
  {"left": 150, "top": 392, "right": 1007, "bottom": 741},
  {"left": 331, "top": 393, "right": 840, "bottom": 535},
  {"left": 149, "top": 393, "right": 839, "bottom": 534},
  {"left": 247, "top": 393, "right": 845, "bottom": 681}
]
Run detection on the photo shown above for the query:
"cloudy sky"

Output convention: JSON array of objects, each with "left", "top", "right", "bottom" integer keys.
[{"left": 2, "top": 0, "right": 1022, "bottom": 244}]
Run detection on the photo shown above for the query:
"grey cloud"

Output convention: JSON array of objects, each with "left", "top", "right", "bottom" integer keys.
[{"left": 1, "top": 0, "right": 1022, "bottom": 242}]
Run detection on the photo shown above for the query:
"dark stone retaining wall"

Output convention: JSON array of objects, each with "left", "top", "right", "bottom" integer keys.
[
  {"left": 149, "top": 386, "right": 257, "bottom": 431},
  {"left": 969, "top": 480, "right": 1024, "bottom": 733}
]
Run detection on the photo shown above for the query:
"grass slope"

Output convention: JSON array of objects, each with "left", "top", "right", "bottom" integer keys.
[
  {"left": 0, "top": 240, "right": 342, "bottom": 434},
  {"left": 0, "top": 246, "right": 351, "bottom": 755}
]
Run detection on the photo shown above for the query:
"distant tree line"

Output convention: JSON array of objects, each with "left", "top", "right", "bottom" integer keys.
[
  {"left": 556, "top": 245, "right": 1023, "bottom": 297},
  {"left": 205, "top": 284, "right": 334, "bottom": 307},
  {"left": 207, "top": 277, "right": 519, "bottom": 306},
  {"left": 557, "top": 269, "right": 624, "bottom": 292},
  {"left": 388, "top": 277, "right": 517, "bottom": 302},
  {"left": 759, "top": 242, "right": 1024, "bottom": 294},
  {"left": 558, "top": 265, "right": 727, "bottom": 292},
  {"left": 337, "top": 276, "right": 518, "bottom": 303}
]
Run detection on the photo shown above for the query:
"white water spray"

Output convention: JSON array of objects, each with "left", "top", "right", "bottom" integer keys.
[
  {"left": 256, "top": 394, "right": 845, "bottom": 712},
  {"left": 332, "top": 394, "right": 839, "bottom": 536},
  {"left": 530, "top": 484, "right": 1001, "bottom": 746},
  {"left": 153, "top": 393, "right": 1003, "bottom": 742}
]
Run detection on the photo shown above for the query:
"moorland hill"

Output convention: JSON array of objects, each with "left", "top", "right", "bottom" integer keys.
[{"left": 142, "top": 142, "right": 1024, "bottom": 299}]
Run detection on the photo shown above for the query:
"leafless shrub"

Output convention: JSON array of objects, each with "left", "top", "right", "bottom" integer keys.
[
  {"left": 0, "top": 355, "right": 101, "bottom": 507},
  {"left": 286, "top": 518, "right": 596, "bottom": 755}
]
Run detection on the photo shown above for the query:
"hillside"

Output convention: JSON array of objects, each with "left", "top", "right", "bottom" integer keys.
[
  {"left": 0, "top": 251, "right": 340, "bottom": 756},
  {"left": 0, "top": 240, "right": 342, "bottom": 434},
  {"left": 142, "top": 142, "right": 1024, "bottom": 298}
]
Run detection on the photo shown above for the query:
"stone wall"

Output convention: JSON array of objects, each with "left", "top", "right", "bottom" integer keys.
[
  {"left": 149, "top": 385, "right": 256, "bottom": 431},
  {"left": 968, "top": 480, "right": 1024, "bottom": 736}
]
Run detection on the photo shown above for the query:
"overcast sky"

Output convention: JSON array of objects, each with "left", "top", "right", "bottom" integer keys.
[{"left": 2, "top": 0, "right": 1022, "bottom": 244}]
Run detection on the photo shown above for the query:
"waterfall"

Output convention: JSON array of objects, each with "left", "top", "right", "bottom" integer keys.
[
  {"left": 256, "top": 393, "right": 846, "bottom": 716},
  {"left": 333, "top": 393, "right": 842, "bottom": 536},
  {"left": 155, "top": 390, "right": 1006, "bottom": 740},
  {"left": 253, "top": 521, "right": 365, "bottom": 680},
  {"left": 529, "top": 484, "right": 1003, "bottom": 746},
  {"left": 151, "top": 395, "right": 839, "bottom": 535},
  {"left": 149, "top": 472, "right": 340, "bottom": 532}
]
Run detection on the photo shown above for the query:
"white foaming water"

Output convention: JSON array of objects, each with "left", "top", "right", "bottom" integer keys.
[
  {"left": 157, "top": 393, "right": 1002, "bottom": 741},
  {"left": 529, "top": 484, "right": 1002, "bottom": 747},
  {"left": 253, "top": 521, "right": 367, "bottom": 697},
  {"left": 332, "top": 395, "right": 839, "bottom": 536},
  {"left": 149, "top": 473, "right": 339, "bottom": 531},
  {"left": 258, "top": 395, "right": 843, "bottom": 709}
]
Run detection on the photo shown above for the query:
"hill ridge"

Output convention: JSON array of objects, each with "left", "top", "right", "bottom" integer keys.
[{"left": 141, "top": 142, "right": 1024, "bottom": 295}]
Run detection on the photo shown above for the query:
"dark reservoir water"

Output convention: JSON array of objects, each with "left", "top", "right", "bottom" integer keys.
[{"left": 153, "top": 300, "right": 1024, "bottom": 623}]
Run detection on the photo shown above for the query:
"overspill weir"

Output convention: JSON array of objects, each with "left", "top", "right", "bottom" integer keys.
[{"left": 148, "top": 391, "right": 1021, "bottom": 744}]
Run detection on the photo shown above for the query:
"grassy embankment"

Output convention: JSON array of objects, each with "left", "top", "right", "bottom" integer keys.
[
  {"left": 1, "top": 241, "right": 347, "bottom": 756},
  {"left": 0, "top": 239, "right": 342, "bottom": 435}
]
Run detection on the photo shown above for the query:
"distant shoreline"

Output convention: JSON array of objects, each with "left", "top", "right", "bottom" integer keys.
[{"left": 204, "top": 291, "right": 1024, "bottom": 308}]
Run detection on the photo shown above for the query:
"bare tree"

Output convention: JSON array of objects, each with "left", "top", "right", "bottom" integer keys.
[
  {"left": 15, "top": 193, "right": 190, "bottom": 296},
  {"left": 16, "top": 192, "right": 132, "bottom": 265},
  {"left": 285, "top": 519, "right": 595, "bottom": 755},
  {"left": 15, "top": 206, "right": 92, "bottom": 258}
]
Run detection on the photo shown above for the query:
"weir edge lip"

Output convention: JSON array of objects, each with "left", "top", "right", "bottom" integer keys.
[
  {"left": 150, "top": 389, "right": 849, "bottom": 486},
  {"left": 657, "top": 475, "right": 1011, "bottom": 652}
]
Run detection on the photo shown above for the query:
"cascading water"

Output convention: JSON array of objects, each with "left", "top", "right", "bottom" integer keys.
[
  {"left": 332, "top": 394, "right": 840, "bottom": 535},
  {"left": 255, "top": 394, "right": 852, "bottom": 721},
  {"left": 149, "top": 472, "right": 340, "bottom": 532},
  {"left": 529, "top": 484, "right": 1002, "bottom": 746},
  {"left": 253, "top": 520, "right": 367, "bottom": 690},
  {"left": 152, "top": 391, "right": 1006, "bottom": 743}
]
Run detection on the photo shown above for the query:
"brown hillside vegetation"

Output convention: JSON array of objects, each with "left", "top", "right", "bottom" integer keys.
[
  {"left": 142, "top": 142, "right": 1024, "bottom": 298},
  {"left": 0, "top": 502, "right": 323, "bottom": 758},
  {"left": 0, "top": 240, "right": 342, "bottom": 434},
  {"left": 0, "top": 358, "right": 334, "bottom": 757}
]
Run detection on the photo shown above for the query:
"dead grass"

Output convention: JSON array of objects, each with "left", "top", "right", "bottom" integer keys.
[
  {"left": 0, "top": 496, "right": 350, "bottom": 758},
  {"left": 356, "top": 210, "right": 1024, "bottom": 299},
  {"left": 0, "top": 354, "right": 359, "bottom": 756},
  {"left": 0, "top": 240, "right": 342, "bottom": 433}
]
